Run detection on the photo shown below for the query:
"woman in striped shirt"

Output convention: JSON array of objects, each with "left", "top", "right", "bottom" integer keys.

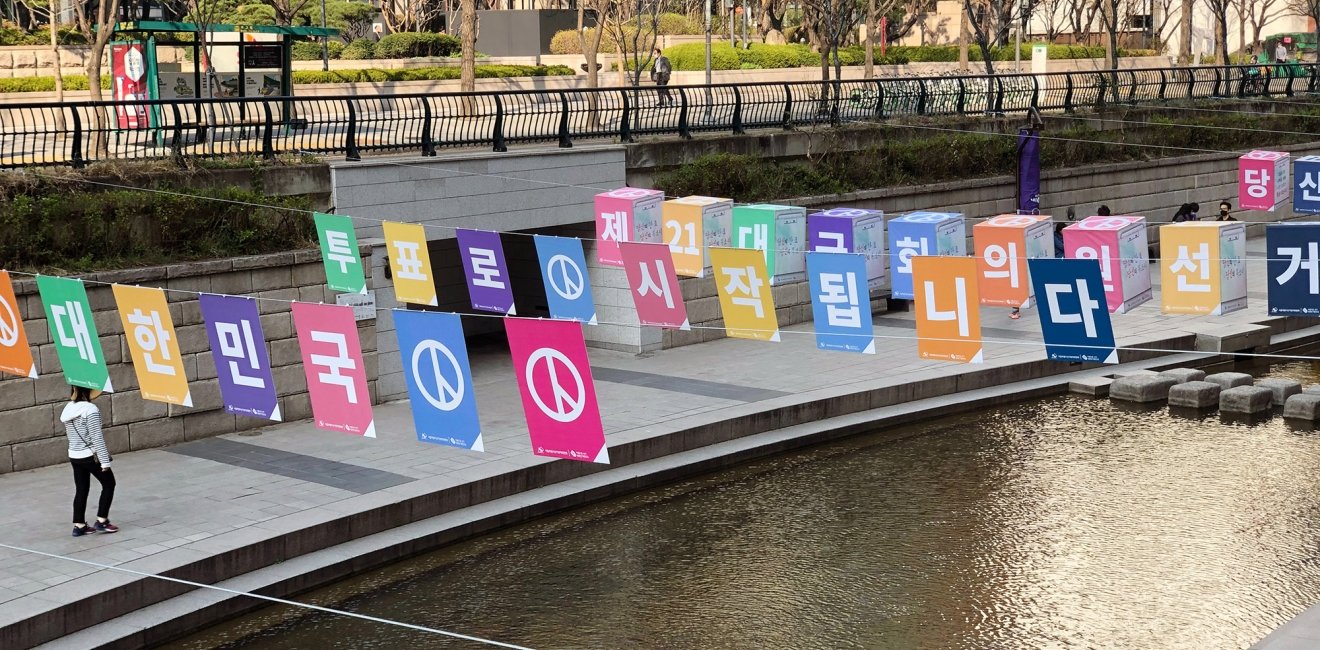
[{"left": 62, "top": 386, "right": 118, "bottom": 537}]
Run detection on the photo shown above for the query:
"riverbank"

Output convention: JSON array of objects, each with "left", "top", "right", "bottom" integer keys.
[{"left": 0, "top": 235, "right": 1315, "bottom": 649}]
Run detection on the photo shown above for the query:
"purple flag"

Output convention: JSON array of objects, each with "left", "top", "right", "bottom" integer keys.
[
  {"left": 808, "top": 214, "right": 856, "bottom": 253},
  {"left": 1017, "top": 128, "right": 1042, "bottom": 214},
  {"left": 199, "top": 294, "right": 281, "bottom": 421},
  {"left": 456, "top": 229, "right": 516, "bottom": 315}
]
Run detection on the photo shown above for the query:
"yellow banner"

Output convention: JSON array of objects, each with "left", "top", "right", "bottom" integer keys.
[
  {"left": 913, "top": 256, "right": 983, "bottom": 363},
  {"left": 1159, "top": 223, "right": 1240, "bottom": 315},
  {"left": 662, "top": 200, "right": 706, "bottom": 277},
  {"left": 710, "top": 247, "right": 780, "bottom": 341},
  {"left": 112, "top": 285, "right": 192, "bottom": 406},
  {"left": 382, "top": 221, "right": 439, "bottom": 306}
]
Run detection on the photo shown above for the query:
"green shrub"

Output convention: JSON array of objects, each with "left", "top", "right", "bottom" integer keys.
[
  {"left": 341, "top": 37, "right": 377, "bottom": 60},
  {"left": 665, "top": 42, "right": 741, "bottom": 70},
  {"left": 375, "top": 32, "right": 461, "bottom": 58},
  {"left": 291, "top": 40, "right": 345, "bottom": 60},
  {"left": 0, "top": 74, "right": 109, "bottom": 93},
  {"left": 290, "top": 64, "right": 573, "bottom": 84},
  {"left": 550, "top": 28, "right": 587, "bottom": 55},
  {"left": 657, "top": 12, "right": 701, "bottom": 35}
]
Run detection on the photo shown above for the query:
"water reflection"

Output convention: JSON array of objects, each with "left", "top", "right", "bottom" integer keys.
[{"left": 170, "top": 380, "right": 1320, "bottom": 650}]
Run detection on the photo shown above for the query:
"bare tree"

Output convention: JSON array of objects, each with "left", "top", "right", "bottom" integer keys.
[
  {"left": 962, "top": 0, "right": 996, "bottom": 75},
  {"left": 1289, "top": 0, "right": 1320, "bottom": 61},
  {"left": 264, "top": 0, "right": 314, "bottom": 25},
  {"left": 1096, "top": 0, "right": 1121, "bottom": 68},
  {"left": 73, "top": 0, "right": 123, "bottom": 155},
  {"left": 1149, "top": 0, "right": 1176, "bottom": 52},
  {"left": 760, "top": 0, "right": 787, "bottom": 42},
  {"left": 603, "top": 0, "right": 662, "bottom": 90},
  {"left": 577, "top": 0, "right": 609, "bottom": 125},
  {"left": 1238, "top": 0, "right": 1282, "bottom": 47},
  {"left": 380, "top": 0, "right": 444, "bottom": 33},
  {"left": 1068, "top": 0, "right": 1100, "bottom": 43},
  {"left": 1038, "top": 0, "right": 1068, "bottom": 40},
  {"left": 1178, "top": 0, "right": 1193, "bottom": 61},
  {"left": 1200, "top": 0, "right": 1230, "bottom": 62},
  {"left": 460, "top": 0, "right": 477, "bottom": 92}
]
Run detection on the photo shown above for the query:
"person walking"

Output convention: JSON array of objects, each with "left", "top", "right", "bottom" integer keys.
[
  {"left": 1276, "top": 40, "right": 1289, "bottom": 64},
  {"left": 651, "top": 48, "right": 673, "bottom": 108},
  {"left": 63, "top": 386, "right": 118, "bottom": 537}
]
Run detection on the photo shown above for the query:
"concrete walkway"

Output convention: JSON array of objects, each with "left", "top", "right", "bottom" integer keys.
[{"left": 0, "top": 235, "right": 1315, "bottom": 648}]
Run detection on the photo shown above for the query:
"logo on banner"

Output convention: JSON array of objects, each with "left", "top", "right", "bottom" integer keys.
[
  {"left": 1027, "top": 258, "right": 1118, "bottom": 364},
  {"left": 807, "top": 252, "right": 875, "bottom": 354},
  {"left": 1268, "top": 223, "right": 1320, "bottom": 315},
  {"left": 394, "top": 309, "right": 483, "bottom": 450},
  {"left": 456, "top": 229, "right": 516, "bottom": 315},
  {"left": 382, "top": 221, "right": 438, "bottom": 307},
  {"left": 0, "top": 271, "right": 36, "bottom": 378},
  {"left": 37, "top": 276, "right": 111, "bottom": 392},
  {"left": 710, "top": 247, "right": 780, "bottom": 342},
  {"left": 113, "top": 285, "right": 191, "bottom": 406},
  {"left": 292, "top": 302, "right": 375, "bottom": 437},
  {"left": 912, "top": 256, "right": 983, "bottom": 363},
  {"left": 505, "top": 318, "right": 608, "bottom": 464},
  {"left": 200, "top": 294, "right": 280, "bottom": 421},
  {"left": 533, "top": 235, "right": 597, "bottom": 324},
  {"left": 314, "top": 212, "right": 367, "bottom": 295},
  {"left": 620, "top": 242, "right": 690, "bottom": 330}
]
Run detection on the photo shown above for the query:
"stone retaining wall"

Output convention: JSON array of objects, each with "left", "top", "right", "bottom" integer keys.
[{"left": 0, "top": 249, "right": 378, "bottom": 473}]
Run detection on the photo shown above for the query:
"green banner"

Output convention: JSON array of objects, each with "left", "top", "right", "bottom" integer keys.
[
  {"left": 36, "top": 276, "right": 112, "bottom": 392},
  {"left": 732, "top": 206, "right": 778, "bottom": 279},
  {"left": 314, "top": 212, "right": 367, "bottom": 294}
]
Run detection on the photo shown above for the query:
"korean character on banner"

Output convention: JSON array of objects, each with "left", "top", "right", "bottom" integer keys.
[
  {"left": 1244, "top": 166, "right": 1272, "bottom": 200},
  {"left": 217, "top": 318, "right": 267, "bottom": 388},
  {"left": 983, "top": 241, "right": 1021, "bottom": 288},
  {"left": 924, "top": 276, "right": 971, "bottom": 338},
  {"left": 638, "top": 259, "right": 676, "bottom": 309},
  {"left": 468, "top": 248, "right": 505, "bottom": 289},
  {"left": 820, "top": 271, "right": 862, "bottom": 328},
  {"left": 1170, "top": 243, "right": 1212, "bottom": 292},
  {"left": 1278, "top": 241, "right": 1320, "bottom": 295},
  {"left": 126, "top": 308, "right": 177, "bottom": 376},
  {"left": 895, "top": 234, "right": 930, "bottom": 276},
  {"left": 1044, "top": 279, "right": 1102, "bottom": 339},
  {"left": 310, "top": 330, "right": 360, "bottom": 405},
  {"left": 600, "top": 210, "right": 628, "bottom": 246},
  {"left": 1072, "top": 242, "right": 1114, "bottom": 292},
  {"left": 723, "top": 265, "right": 766, "bottom": 317},
  {"left": 392, "top": 239, "right": 428, "bottom": 282},
  {"left": 52, "top": 300, "right": 96, "bottom": 363}
]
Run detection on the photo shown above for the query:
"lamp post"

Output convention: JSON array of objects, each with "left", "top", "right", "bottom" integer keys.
[
  {"left": 704, "top": 0, "right": 712, "bottom": 119},
  {"left": 320, "top": 0, "right": 329, "bottom": 72}
]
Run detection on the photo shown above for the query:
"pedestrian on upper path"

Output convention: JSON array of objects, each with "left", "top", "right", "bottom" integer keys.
[
  {"left": 62, "top": 386, "right": 118, "bottom": 537},
  {"left": 651, "top": 48, "right": 673, "bottom": 108},
  {"left": 1277, "top": 40, "right": 1289, "bottom": 64}
]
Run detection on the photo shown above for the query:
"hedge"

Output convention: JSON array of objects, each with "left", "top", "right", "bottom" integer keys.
[
  {"left": 662, "top": 43, "right": 905, "bottom": 71},
  {"left": 342, "top": 38, "right": 377, "bottom": 60},
  {"left": 0, "top": 75, "right": 109, "bottom": 93},
  {"left": 291, "top": 64, "right": 573, "bottom": 84},
  {"left": 375, "top": 32, "right": 461, "bottom": 58}
]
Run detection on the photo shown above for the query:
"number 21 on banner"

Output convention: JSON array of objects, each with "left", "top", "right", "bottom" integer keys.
[{"left": 664, "top": 208, "right": 704, "bottom": 277}]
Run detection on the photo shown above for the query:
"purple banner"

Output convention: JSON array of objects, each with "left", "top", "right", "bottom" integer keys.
[
  {"left": 199, "top": 294, "right": 281, "bottom": 421},
  {"left": 1018, "top": 128, "right": 1041, "bottom": 214},
  {"left": 808, "top": 215, "right": 855, "bottom": 253},
  {"left": 456, "top": 229, "right": 516, "bottom": 315}
]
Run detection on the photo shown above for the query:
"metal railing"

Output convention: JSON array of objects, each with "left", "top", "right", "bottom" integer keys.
[{"left": 1, "top": 63, "right": 1315, "bottom": 169}]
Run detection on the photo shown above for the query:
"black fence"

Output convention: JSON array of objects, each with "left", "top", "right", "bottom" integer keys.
[{"left": 1, "top": 63, "right": 1316, "bottom": 169}]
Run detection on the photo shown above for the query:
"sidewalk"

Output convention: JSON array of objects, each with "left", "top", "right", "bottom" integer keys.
[{"left": 0, "top": 235, "right": 1310, "bottom": 647}]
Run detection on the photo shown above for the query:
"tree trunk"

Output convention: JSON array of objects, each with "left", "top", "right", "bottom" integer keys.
[
  {"left": 50, "top": 13, "right": 64, "bottom": 107},
  {"left": 460, "top": 0, "right": 478, "bottom": 93},
  {"left": 959, "top": 6, "right": 969, "bottom": 69},
  {"left": 579, "top": 4, "right": 605, "bottom": 127},
  {"left": 1237, "top": 3, "right": 1245, "bottom": 54},
  {"left": 863, "top": 0, "right": 875, "bottom": 78},
  {"left": 1178, "top": 0, "right": 1193, "bottom": 63},
  {"left": 1218, "top": 14, "right": 1229, "bottom": 64}
]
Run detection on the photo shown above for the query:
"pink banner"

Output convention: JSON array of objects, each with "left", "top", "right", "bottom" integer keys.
[
  {"left": 619, "top": 242, "right": 690, "bottom": 329},
  {"left": 505, "top": 318, "right": 609, "bottom": 464},
  {"left": 291, "top": 302, "right": 375, "bottom": 437}
]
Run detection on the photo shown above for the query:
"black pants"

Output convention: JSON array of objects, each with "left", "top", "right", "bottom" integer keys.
[
  {"left": 70, "top": 457, "right": 115, "bottom": 524},
  {"left": 655, "top": 76, "right": 671, "bottom": 105}
]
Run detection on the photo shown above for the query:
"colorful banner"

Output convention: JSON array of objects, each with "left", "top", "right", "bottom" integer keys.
[
  {"left": 533, "top": 235, "right": 597, "bottom": 324},
  {"left": 732, "top": 204, "right": 807, "bottom": 285},
  {"left": 292, "top": 302, "right": 375, "bottom": 437},
  {"left": 1159, "top": 222, "right": 1248, "bottom": 315},
  {"left": 456, "top": 229, "right": 516, "bottom": 315},
  {"left": 974, "top": 214, "right": 1053, "bottom": 308},
  {"left": 199, "top": 294, "right": 281, "bottom": 421},
  {"left": 912, "top": 256, "right": 982, "bottom": 363},
  {"left": 1267, "top": 223, "right": 1320, "bottom": 316},
  {"left": 1294, "top": 155, "right": 1320, "bottom": 215},
  {"left": 710, "top": 247, "right": 780, "bottom": 342},
  {"left": 620, "top": 242, "right": 690, "bottom": 329},
  {"left": 807, "top": 208, "right": 886, "bottom": 291},
  {"left": 110, "top": 42, "right": 148, "bottom": 130},
  {"left": 1027, "top": 258, "right": 1118, "bottom": 364},
  {"left": 1017, "top": 129, "right": 1042, "bottom": 213},
  {"left": 1063, "top": 215, "right": 1152, "bottom": 314},
  {"left": 37, "top": 276, "right": 112, "bottom": 392},
  {"left": 112, "top": 285, "right": 191, "bottom": 406},
  {"left": 662, "top": 198, "right": 707, "bottom": 277},
  {"left": 382, "top": 221, "right": 438, "bottom": 307},
  {"left": 806, "top": 252, "right": 875, "bottom": 354},
  {"left": 0, "top": 271, "right": 36, "bottom": 378},
  {"left": 595, "top": 188, "right": 664, "bottom": 266},
  {"left": 887, "top": 212, "right": 966, "bottom": 300},
  {"left": 505, "top": 318, "right": 608, "bottom": 464},
  {"left": 1239, "top": 150, "right": 1290, "bottom": 212},
  {"left": 314, "top": 212, "right": 367, "bottom": 295},
  {"left": 394, "top": 310, "right": 483, "bottom": 451}
]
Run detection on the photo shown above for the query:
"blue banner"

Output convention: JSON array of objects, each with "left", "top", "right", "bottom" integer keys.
[
  {"left": 533, "top": 235, "right": 597, "bottom": 324},
  {"left": 1267, "top": 223, "right": 1320, "bottom": 316},
  {"left": 1294, "top": 156, "right": 1320, "bottom": 215},
  {"left": 393, "top": 310, "right": 483, "bottom": 451},
  {"left": 1017, "top": 129, "right": 1042, "bottom": 214},
  {"left": 888, "top": 217, "right": 935, "bottom": 300},
  {"left": 1027, "top": 258, "right": 1117, "bottom": 364},
  {"left": 806, "top": 252, "right": 875, "bottom": 354}
]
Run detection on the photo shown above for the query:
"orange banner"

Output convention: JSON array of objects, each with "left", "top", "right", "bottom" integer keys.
[
  {"left": 0, "top": 271, "right": 36, "bottom": 378},
  {"left": 974, "top": 214, "right": 1053, "bottom": 308},
  {"left": 913, "top": 256, "right": 983, "bottom": 363},
  {"left": 662, "top": 199, "right": 706, "bottom": 277},
  {"left": 113, "top": 284, "right": 192, "bottom": 406}
]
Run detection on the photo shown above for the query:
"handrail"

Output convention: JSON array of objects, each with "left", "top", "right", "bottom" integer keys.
[{"left": 0, "top": 63, "right": 1313, "bottom": 169}]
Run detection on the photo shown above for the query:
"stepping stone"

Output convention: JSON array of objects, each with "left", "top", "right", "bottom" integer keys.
[
  {"left": 1304, "top": 385, "right": 1320, "bottom": 396},
  {"left": 1069, "top": 377, "right": 1113, "bottom": 397},
  {"left": 1167, "top": 381, "right": 1221, "bottom": 409},
  {"left": 1110, "top": 375, "right": 1178, "bottom": 403},
  {"left": 1220, "top": 386, "right": 1274, "bottom": 415},
  {"left": 1159, "top": 368, "right": 1206, "bottom": 383},
  {"left": 1256, "top": 378, "right": 1303, "bottom": 407},
  {"left": 1203, "top": 372, "right": 1253, "bottom": 390},
  {"left": 1284, "top": 394, "right": 1320, "bottom": 421},
  {"left": 1112, "top": 369, "right": 1158, "bottom": 379}
]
